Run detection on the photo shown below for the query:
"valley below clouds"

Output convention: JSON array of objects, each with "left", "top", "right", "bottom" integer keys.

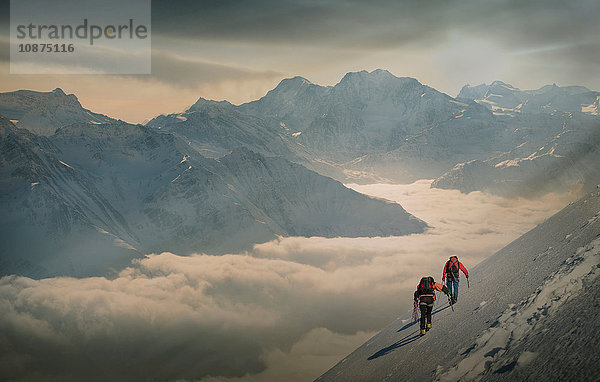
[{"left": 0, "top": 181, "right": 576, "bottom": 382}]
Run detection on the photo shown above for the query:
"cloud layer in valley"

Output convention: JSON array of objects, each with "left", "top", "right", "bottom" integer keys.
[{"left": 0, "top": 181, "right": 577, "bottom": 381}]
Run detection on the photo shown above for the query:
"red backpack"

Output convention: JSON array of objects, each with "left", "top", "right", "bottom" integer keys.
[
  {"left": 417, "top": 276, "right": 435, "bottom": 295},
  {"left": 447, "top": 256, "right": 460, "bottom": 277}
]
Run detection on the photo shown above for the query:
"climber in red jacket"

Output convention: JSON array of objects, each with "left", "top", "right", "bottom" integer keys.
[{"left": 442, "top": 255, "right": 469, "bottom": 304}]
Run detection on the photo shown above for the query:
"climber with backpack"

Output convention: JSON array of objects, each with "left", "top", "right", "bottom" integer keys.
[
  {"left": 413, "top": 276, "right": 450, "bottom": 336},
  {"left": 442, "top": 255, "right": 469, "bottom": 304}
]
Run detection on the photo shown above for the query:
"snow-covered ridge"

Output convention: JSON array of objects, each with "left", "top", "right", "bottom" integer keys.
[
  {"left": 458, "top": 81, "right": 598, "bottom": 116},
  {"left": 0, "top": 88, "right": 116, "bottom": 136},
  {"left": 0, "top": 118, "right": 426, "bottom": 277},
  {"left": 432, "top": 111, "right": 600, "bottom": 197},
  {"left": 436, "top": 236, "right": 600, "bottom": 381},
  {"left": 318, "top": 189, "right": 600, "bottom": 381}
]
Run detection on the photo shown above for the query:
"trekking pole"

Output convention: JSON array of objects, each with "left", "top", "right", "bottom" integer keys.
[
  {"left": 467, "top": 277, "right": 470, "bottom": 289},
  {"left": 447, "top": 295, "right": 454, "bottom": 312}
]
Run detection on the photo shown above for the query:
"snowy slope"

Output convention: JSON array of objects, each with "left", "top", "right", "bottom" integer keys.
[
  {"left": 458, "top": 81, "right": 599, "bottom": 116},
  {"left": 0, "top": 88, "right": 116, "bottom": 136},
  {"left": 145, "top": 97, "right": 346, "bottom": 181},
  {"left": 0, "top": 119, "right": 140, "bottom": 277},
  {"left": 318, "top": 189, "right": 600, "bottom": 381},
  {"left": 0, "top": 117, "right": 426, "bottom": 277},
  {"left": 433, "top": 81, "right": 600, "bottom": 197},
  {"left": 143, "top": 71, "right": 599, "bottom": 184},
  {"left": 432, "top": 112, "right": 600, "bottom": 197},
  {"left": 216, "top": 147, "right": 425, "bottom": 238},
  {"left": 240, "top": 70, "right": 487, "bottom": 162}
]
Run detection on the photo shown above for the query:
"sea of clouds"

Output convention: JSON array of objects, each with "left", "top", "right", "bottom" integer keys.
[{"left": 0, "top": 180, "right": 576, "bottom": 381}]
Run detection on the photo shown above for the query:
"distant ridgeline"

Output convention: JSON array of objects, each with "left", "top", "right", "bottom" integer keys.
[{"left": 1, "top": 71, "right": 599, "bottom": 276}]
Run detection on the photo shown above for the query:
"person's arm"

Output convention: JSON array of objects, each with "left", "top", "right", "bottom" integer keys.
[
  {"left": 442, "top": 262, "right": 447, "bottom": 282},
  {"left": 414, "top": 290, "right": 419, "bottom": 301},
  {"left": 434, "top": 282, "right": 449, "bottom": 295},
  {"left": 459, "top": 261, "right": 469, "bottom": 278}
]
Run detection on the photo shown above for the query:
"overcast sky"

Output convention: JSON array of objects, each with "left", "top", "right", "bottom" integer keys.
[{"left": 0, "top": 0, "right": 598, "bottom": 122}]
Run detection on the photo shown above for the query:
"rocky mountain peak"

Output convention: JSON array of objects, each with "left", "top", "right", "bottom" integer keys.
[
  {"left": 52, "top": 88, "right": 67, "bottom": 96},
  {"left": 188, "top": 97, "right": 234, "bottom": 112}
]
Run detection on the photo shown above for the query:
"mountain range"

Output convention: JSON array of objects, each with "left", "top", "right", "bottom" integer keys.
[
  {"left": 147, "top": 70, "right": 600, "bottom": 186},
  {"left": 433, "top": 81, "right": 600, "bottom": 196},
  {"left": 0, "top": 114, "right": 425, "bottom": 277},
  {"left": 4, "top": 71, "right": 599, "bottom": 189},
  {"left": 1, "top": 70, "right": 599, "bottom": 276}
]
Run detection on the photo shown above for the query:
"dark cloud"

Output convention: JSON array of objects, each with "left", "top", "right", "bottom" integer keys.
[
  {"left": 1, "top": 0, "right": 598, "bottom": 96},
  {"left": 146, "top": 50, "right": 283, "bottom": 88},
  {"left": 150, "top": 0, "right": 452, "bottom": 48},
  {"left": 149, "top": 0, "right": 599, "bottom": 50},
  {"left": 145, "top": 0, "right": 600, "bottom": 92}
]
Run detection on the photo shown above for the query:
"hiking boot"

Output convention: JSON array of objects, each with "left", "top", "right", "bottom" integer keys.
[
  {"left": 426, "top": 323, "right": 431, "bottom": 331},
  {"left": 420, "top": 329, "right": 426, "bottom": 336}
]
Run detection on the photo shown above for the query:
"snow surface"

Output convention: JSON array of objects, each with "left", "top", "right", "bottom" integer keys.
[
  {"left": 437, "top": 236, "right": 600, "bottom": 381},
  {"left": 318, "top": 189, "right": 600, "bottom": 381}
]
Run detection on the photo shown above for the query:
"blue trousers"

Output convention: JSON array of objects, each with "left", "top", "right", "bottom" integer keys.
[{"left": 447, "top": 280, "right": 459, "bottom": 299}]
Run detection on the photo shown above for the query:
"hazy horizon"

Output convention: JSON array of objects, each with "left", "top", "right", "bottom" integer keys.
[
  {"left": 2, "top": 68, "right": 597, "bottom": 126},
  {"left": 1, "top": 0, "right": 599, "bottom": 123}
]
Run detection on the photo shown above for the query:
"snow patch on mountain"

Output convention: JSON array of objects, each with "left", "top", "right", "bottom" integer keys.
[
  {"left": 436, "top": 237, "right": 600, "bottom": 381},
  {"left": 581, "top": 95, "right": 600, "bottom": 115}
]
